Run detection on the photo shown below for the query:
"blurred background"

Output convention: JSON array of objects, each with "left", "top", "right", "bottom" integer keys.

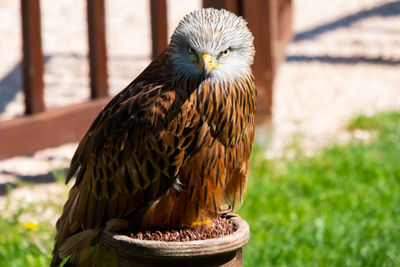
[{"left": 1, "top": 0, "right": 400, "bottom": 266}]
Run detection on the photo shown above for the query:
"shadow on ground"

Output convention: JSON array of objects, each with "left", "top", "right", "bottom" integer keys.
[
  {"left": 0, "top": 168, "right": 68, "bottom": 196},
  {"left": 0, "top": 56, "right": 51, "bottom": 114},
  {"left": 288, "top": 1, "right": 400, "bottom": 65},
  {"left": 293, "top": 0, "right": 400, "bottom": 42},
  {"left": 286, "top": 55, "right": 400, "bottom": 65}
]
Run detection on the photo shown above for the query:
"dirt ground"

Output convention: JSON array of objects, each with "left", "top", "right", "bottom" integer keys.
[{"left": 1, "top": 0, "right": 400, "bottom": 216}]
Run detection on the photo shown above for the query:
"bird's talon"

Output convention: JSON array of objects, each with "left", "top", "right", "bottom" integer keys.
[{"left": 191, "top": 220, "right": 212, "bottom": 227}]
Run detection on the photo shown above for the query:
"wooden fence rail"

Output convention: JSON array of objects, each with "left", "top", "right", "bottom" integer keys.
[{"left": 0, "top": 0, "right": 292, "bottom": 160}]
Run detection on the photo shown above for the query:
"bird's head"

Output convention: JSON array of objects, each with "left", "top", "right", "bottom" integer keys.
[{"left": 169, "top": 8, "right": 255, "bottom": 83}]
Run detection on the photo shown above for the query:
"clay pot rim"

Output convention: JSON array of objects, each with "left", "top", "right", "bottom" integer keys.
[{"left": 101, "top": 215, "right": 250, "bottom": 257}]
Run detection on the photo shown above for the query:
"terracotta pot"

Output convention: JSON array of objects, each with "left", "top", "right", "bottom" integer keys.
[{"left": 95, "top": 215, "right": 250, "bottom": 267}]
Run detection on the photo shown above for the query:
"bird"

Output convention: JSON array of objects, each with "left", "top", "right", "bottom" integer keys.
[{"left": 52, "top": 8, "right": 256, "bottom": 266}]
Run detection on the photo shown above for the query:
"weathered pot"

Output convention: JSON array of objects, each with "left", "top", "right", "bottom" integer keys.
[{"left": 95, "top": 215, "right": 250, "bottom": 267}]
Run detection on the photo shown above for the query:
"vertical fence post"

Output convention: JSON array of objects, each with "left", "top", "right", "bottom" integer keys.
[
  {"left": 21, "top": 0, "right": 45, "bottom": 115},
  {"left": 150, "top": 0, "right": 168, "bottom": 60},
  {"left": 203, "top": 0, "right": 241, "bottom": 14},
  {"left": 242, "top": 0, "right": 278, "bottom": 120},
  {"left": 277, "top": 0, "right": 293, "bottom": 64},
  {"left": 87, "top": 0, "right": 108, "bottom": 99}
]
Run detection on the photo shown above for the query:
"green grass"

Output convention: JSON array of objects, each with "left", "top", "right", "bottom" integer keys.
[
  {"left": 0, "top": 170, "right": 67, "bottom": 266},
  {"left": 239, "top": 111, "right": 400, "bottom": 266},
  {"left": 0, "top": 205, "right": 56, "bottom": 266},
  {"left": 1, "top": 111, "right": 400, "bottom": 266}
]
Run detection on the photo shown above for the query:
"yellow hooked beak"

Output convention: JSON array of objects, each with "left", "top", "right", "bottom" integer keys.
[{"left": 201, "top": 53, "right": 220, "bottom": 75}]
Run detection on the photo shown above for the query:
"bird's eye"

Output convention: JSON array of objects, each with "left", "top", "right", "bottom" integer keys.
[
  {"left": 222, "top": 48, "right": 230, "bottom": 57},
  {"left": 188, "top": 47, "right": 195, "bottom": 54}
]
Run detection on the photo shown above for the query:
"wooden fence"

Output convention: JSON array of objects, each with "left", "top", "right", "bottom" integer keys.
[{"left": 0, "top": 0, "right": 292, "bottom": 160}]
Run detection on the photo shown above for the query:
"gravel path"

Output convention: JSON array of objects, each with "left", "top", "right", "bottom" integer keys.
[
  {"left": 1, "top": 0, "right": 400, "bottom": 218},
  {"left": 271, "top": 0, "right": 400, "bottom": 155}
]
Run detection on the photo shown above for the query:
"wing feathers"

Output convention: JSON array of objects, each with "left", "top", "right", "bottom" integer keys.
[{"left": 54, "top": 49, "right": 256, "bottom": 266}]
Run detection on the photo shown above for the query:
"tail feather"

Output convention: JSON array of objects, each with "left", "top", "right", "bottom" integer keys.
[{"left": 53, "top": 229, "right": 101, "bottom": 266}]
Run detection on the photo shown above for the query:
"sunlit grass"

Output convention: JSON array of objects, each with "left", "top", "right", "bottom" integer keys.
[
  {"left": 239, "top": 111, "right": 400, "bottom": 266},
  {"left": 0, "top": 206, "right": 55, "bottom": 266},
  {"left": 0, "top": 174, "right": 67, "bottom": 266}
]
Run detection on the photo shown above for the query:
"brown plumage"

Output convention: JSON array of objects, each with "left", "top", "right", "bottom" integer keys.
[{"left": 52, "top": 8, "right": 256, "bottom": 266}]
